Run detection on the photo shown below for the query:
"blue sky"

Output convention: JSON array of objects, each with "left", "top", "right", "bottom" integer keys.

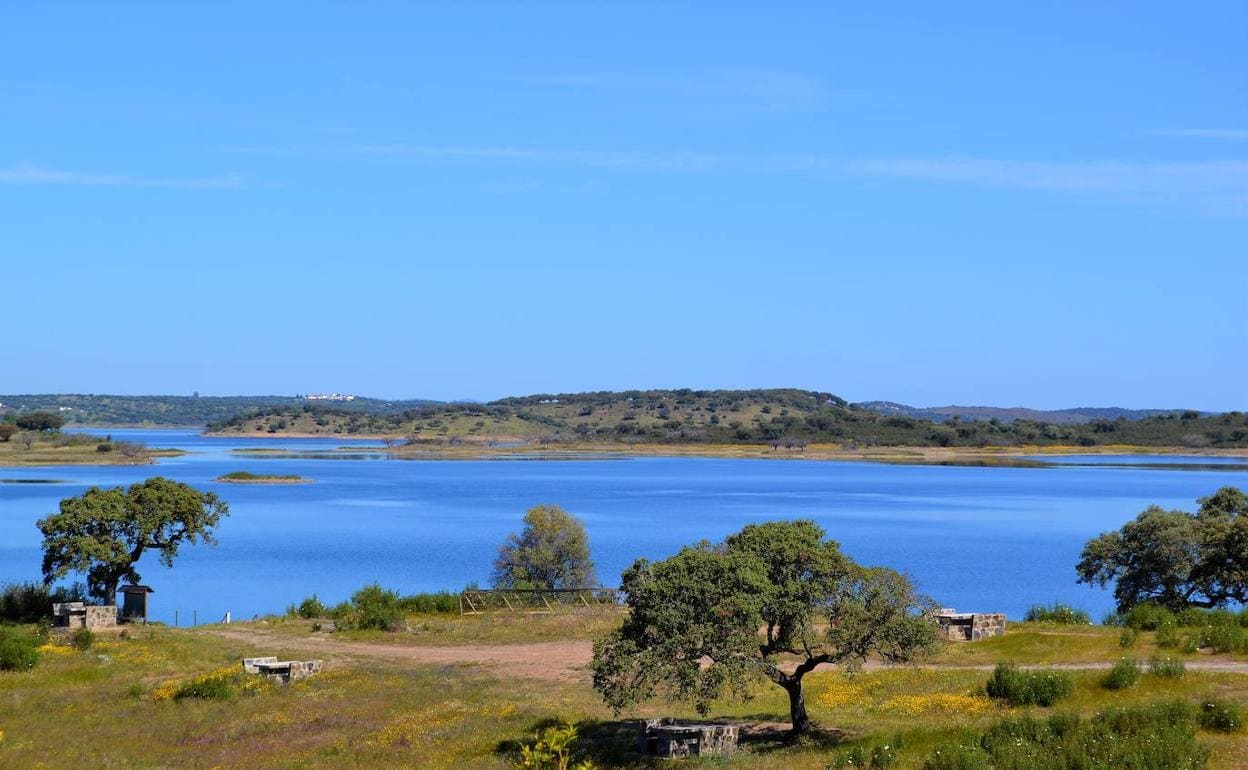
[{"left": 2, "top": 3, "right": 1245, "bottom": 409}]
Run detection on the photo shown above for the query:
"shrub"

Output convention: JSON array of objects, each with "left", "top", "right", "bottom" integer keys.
[
  {"left": 0, "top": 582, "right": 87, "bottom": 624},
  {"left": 1122, "top": 603, "right": 1175, "bottom": 631},
  {"left": 1024, "top": 603, "right": 1091, "bottom": 625},
  {"left": 69, "top": 628, "right": 95, "bottom": 651},
  {"left": 929, "top": 702, "right": 1207, "bottom": 769},
  {"left": 0, "top": 627, "right": 40, "bottom": 671},
  {"left": 831, "top": 740, "right": 900, "bottom": 769},
  {"left": 294, "top": 595, "right": 327, "bottom": 619},
  {"left": 1156, "top": 622, "right": 1182, "bottom": 649},
  {"left": 1101, "top": 657, "right": 1140, "bottom": 690},
  {"left": 95, "top": 442, "right": 113, "bottom": 452},
  {"left": 333, "top": 584, "right": 404, "bottom": 631},
  {"left": 516, "top": 723, "right": 595, "bottom": 770},
  {"left": 1199, "top": 621, "right": 1247, "bottom": 654},
  {"left": 985, "top": 664, "right": 1073, "bottom": 707},
  {"left": 1149, "top": 657, "right": 1186, "bottom": 678},
  {"left": 1199, "top": 698, "right": 1243, "bottom": 733},
  {"left": 1118, "top": 628, "right": 1137, "bottom": 648},
  {"left": 397, "top": 591, "right": 460, "bottom": 615}
]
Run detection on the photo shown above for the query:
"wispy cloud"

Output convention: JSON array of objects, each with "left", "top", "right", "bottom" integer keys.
[
  {"left": 517, "top": 68, "right": 832, "bottom": 111},
  {"left": 0, "top": 162, "right": 243, "bottom": 188},
  {"left": 225, "top": 144, "right": 728, "bottom": 172},
  {"left": 848, "top": 156, "right": 1248, "bottom": 215},
  {"left": 1147, "top": 128, "right": 1248, "bottom": 140}
]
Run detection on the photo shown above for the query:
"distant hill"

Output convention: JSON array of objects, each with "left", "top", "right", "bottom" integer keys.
[
  {"left": 854, "top": 401, "right": 1190, "bottom": 425},
  {"left": 0, "top": 394, "right": 441, "bottom": 426},
  {"left": 207, "top": 388, "right": 1248, "bottom": 450}
]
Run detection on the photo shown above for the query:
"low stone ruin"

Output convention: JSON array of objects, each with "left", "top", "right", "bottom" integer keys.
[
  {"left": 937, "top": 610, "right": 1006, "bottom": 641},
  {"left": 52, "top": 602, "right": 117, "bottom": 630},
  {"left": 637, "top": 718, "right": 739, "bottom": 758},
  {"left": 242, "top": 657, "right": 323, "bottom": 683}
]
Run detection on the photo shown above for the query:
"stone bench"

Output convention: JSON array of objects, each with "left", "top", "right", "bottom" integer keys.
[
  {"left": 637, "top": 719, "right": 739, "bottom": 758},
  {"left": 242, "top": 657, "right": 322, "bottom": 683}
]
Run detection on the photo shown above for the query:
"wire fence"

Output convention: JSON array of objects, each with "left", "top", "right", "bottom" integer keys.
[{"left": 459, "top": 588, "right": 623, "bottom": 615}]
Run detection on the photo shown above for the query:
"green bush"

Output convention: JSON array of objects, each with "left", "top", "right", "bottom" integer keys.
[
  {"left": 95, "top": 442, "right": 113, "bottom": 452},
  {"left": 69, "top": 628, "right": 95, "bottom": 651},
  {"left": 1199, "top": 698, "right": 1243, "bottom": 733},
  {"left": 831, "top": 740, "right": 900, "bottom": 769},
  {"left": 985, "top": 664, "right": 1073, "bottom": 707},
  {"left": 1199, "top": 621, "right": 1246, "bottom": 654},
  {"left": 0, "top": 627, "right": 40, "bottom": 672},
  {"left": 927, "top": 702, "right": 1207, "bottom": 769},
  {"left": 333, "top": 584, "right": 405, "bottom": 631},
  {"left": 294, "top": 594, "right": 327, "bottom": 619},
  {"left": 1156, "top": 622, "right": 1182, "bottom": 649},
  {"left": 397, "top": 591, "right": 460, "bottom": 614},
  {"left": 1024, "top": 603, "right": 1091, "bottom": 625},
  {"left": 1148, "top": 657, "right": 1186, "bottom": 678},
  {"left": 1122, "top": 603, "right": 1175, "bottom": 631},
  {"left": 0, "top": 582, "right": 87, "bottom": 624},
  {"left": 1101, "top": 657, "right": 1140, "bottom": 690},
  {"left": 1118, "top": 627, "right": 1137, "bottom": 648},
  {"left": 922, "top": 744, "right": 988, "bottom": 770}
]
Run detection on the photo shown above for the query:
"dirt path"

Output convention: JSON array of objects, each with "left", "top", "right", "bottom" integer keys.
[{"left": 204, "top": 626, "right": 1248, "bottom": 682}]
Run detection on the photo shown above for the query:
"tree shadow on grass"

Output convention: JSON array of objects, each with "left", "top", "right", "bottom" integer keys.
[{"left": 496, "top": 715, "right": 853, "bottom": 767}]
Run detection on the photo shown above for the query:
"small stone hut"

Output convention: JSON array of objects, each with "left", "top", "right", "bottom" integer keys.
[
  {"left": 937, "top": 610, "right": 1006, "bottom": 641},
  {"left": 637, "top": 719, "right": 738, "bottom": 758},
  {"left": 52, "top": 602, "right": 117, "bottom": 630},
  {"left": 119, "top": 585, "right": 153, "bottom": 623}
]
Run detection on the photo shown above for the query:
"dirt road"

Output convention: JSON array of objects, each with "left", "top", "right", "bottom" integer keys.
[{"left": 206, "top": 626, "right": 1248, "bottom": 682}]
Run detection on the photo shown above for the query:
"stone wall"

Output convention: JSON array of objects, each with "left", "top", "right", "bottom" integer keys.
[
  {"left": 637, "top": 719, "right": 738, "bottom": 758},
  {"left": 52, "top": 603, "right": 117, "bottom": 630},
  {"left": 937, "top": 611, "right": 1006, "bottom": 642}
]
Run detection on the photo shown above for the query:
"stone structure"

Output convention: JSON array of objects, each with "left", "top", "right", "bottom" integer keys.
[
  {"left": 52, "top": 602, "right": 117, "bottom": 630},
  {"left": 637, "top": 719, "right": 739, "bottom": 758},
  {"left": 242, "top": 657, "right": 323, "bottom": 683},
  {"left": 119, "top": 585, "right": 153, "bottom": 623},
  {"left": 937, "top": 610, "right": 1006, "bottom": 641}
]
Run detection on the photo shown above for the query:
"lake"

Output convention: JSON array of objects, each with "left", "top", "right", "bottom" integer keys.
[{"left": 1, "top": 429, "right": 1245, "bottom": 625}]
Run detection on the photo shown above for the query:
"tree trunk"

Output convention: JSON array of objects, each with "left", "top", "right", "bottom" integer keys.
[{"left": 786, "top": 680, "right": 811, "bottom": 736}]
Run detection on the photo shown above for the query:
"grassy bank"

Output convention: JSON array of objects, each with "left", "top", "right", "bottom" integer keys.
[
  {"left": 0, "top": 616, "right": 1245, "bottom": 768},
  {"left": 0, "top": 438, "right": 182, "bottom": 467},
  {"left": 214, "top": 471, "right": 311, "bottom": 484}
]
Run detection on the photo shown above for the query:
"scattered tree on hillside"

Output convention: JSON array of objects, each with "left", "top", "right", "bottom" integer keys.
[
  {"left": 38, "top": 477, "right": 229, "bottom": 601},
  {"left": 15, "top": 411, "right": 65, "bottom": 432},
  {"left": 1077, "top": 486, "right": 1248, "bottom": 612},
  {"left": 492, "top": 504, "right": 597, "bottom": 590},
  {"left": 591, "top": 520, "right": 938, "bottom": 735},
  {"left": 0, "top": 424, "right": 16, "bottom": 442}
]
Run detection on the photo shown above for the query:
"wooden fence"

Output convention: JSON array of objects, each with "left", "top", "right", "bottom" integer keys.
[{"left": 458, "top": 588, "right": 622, "bottom": 615}]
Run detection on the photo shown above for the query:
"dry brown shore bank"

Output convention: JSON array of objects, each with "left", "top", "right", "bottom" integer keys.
[{"left": 206, "top": 433, "right": 1248, "bottom": 465}]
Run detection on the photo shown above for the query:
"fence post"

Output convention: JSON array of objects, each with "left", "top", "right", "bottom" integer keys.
[{"left": 175, "top": 610, "right": 179, "bottom": 628}]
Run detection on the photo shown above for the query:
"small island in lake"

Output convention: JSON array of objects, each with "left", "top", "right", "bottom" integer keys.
[{"left": 214, "top": 471, "right": 311, "bottom": 484}]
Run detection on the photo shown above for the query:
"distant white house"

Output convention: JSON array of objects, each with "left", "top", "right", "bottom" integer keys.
[{"left": 305, "top": 393, "right": 356, "bottom": 402}]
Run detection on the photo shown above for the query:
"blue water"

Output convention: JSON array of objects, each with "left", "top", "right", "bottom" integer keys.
[{"left": 1, "top": 429, "right": 1245, "bottom": 625}]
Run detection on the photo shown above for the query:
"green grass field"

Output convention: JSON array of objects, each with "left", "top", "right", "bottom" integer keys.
[{"left": 1, "top": 617, "right": 1245, "bottom": 768}]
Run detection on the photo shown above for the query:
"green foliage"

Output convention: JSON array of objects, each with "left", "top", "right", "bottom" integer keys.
[
  {"left": 69, "top": 628, "right": 95, "bottom": 651},
  {"left": 984, "top": 664, "right": 1073, "bottom": 706},
  {"left": 592, "top": 520, "right": 937, "bottom": 735},
  {"left": 927, "top": 702, "right": 1208, "bottom": 769},
  {"left": 334, "top": 584, "right": 404, "bottom": 631},
  {"left": 515, "top": 723, "right": 596, "bottom": 770},
  {"left": 173, "top": 670, "right": 236, "bottom": 701},
  {"left": 397, "top": 591, "right": 460, "bottom": 614},
  {"left": 1101, "top": 657, "right": 1141, "bottom": 690},
  {"left": 1148, "top": 656, "right": 1186, "bottom": 678},
  {"left": 0, "top": 626, "right": 40, "bottom": 672},
  {"left": 1078, "top": 487, "right": 1248, "bottom": 612},
  {"left": 0, "top": 581, "right": 86, "bottom": 624},
  {"left": 218, "top": 471, "right": 303, "bottom": 481},
  {"left": 293, "top": 595, "right": 327, "bottom": 619},
  {"left": 1198, "top": 698, "right": 1242, "bottom": 733},
  {"left": 1121, "top": 603, "right": 1175, "bottom": 630},
  {"left": 1118, "top": 627, "right": 1137, "bottom": 648},
  {"left": 1023, "top": 603, "right": 1091, "bottom": 625},
  {"left": 830, "top": 738, "right": 901, "bottom": 769},
  {"left": 493, "top": 505, "right": 597, "bottom": 590},
  {"left": 0, "top": 424, "right": 16, "bottom": 442},
  {"left": 14, "top": 411, "right": 65, "bottom": 432},
  {"left": 38, "top": 477, "right": 229, "bottom": 601}
]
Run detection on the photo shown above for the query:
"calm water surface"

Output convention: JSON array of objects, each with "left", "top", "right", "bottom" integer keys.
[{"left": 1, "top": 429, "right": 1244, "bottom": 624}]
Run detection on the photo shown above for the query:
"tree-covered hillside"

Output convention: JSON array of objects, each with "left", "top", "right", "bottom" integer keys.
[
  {"left": 208, "top": 388, "right": 1248, "bottom": 449},
  {"left": 0, "top": 394, "right": 438, "bottom": 426}
]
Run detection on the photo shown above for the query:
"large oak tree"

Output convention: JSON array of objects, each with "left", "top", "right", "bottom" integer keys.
[
  {"left": 1077, "top": 486, "right": 1248, "bottom": 612},
  {"left": 591, "top": 520, "right": 937, "bottom": 735},
  {"left": 38, "top": 477, "right": 229, "bottom": 602}
]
